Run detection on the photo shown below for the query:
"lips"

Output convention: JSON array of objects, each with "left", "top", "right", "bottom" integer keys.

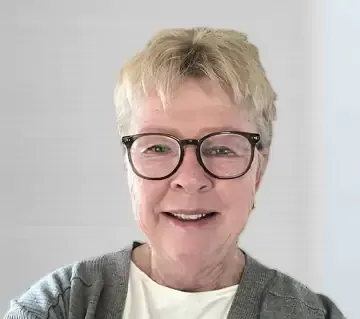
[{"left": 164, "top": 211, "right": 218, "bottom": 221}]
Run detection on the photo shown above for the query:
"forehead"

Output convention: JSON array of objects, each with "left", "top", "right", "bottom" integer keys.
[{"left": 130, "top": 78, "right": 256, "bottom": 138}]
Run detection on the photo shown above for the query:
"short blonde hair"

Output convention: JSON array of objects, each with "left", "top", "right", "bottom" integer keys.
[{"left": 114, "top": 27, "right": 277, "bottom": 150}]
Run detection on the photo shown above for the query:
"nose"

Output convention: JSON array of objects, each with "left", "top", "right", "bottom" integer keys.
[{"left": 170, "top": 148, "right": 213, "bottom": 194}]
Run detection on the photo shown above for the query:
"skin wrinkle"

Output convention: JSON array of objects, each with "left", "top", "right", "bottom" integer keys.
[
  {"left": 147, "top": 235, "right": 244, "bottom": 292},
  {"left": 128, "top": 78, "right": 265, "bottom": 292}
]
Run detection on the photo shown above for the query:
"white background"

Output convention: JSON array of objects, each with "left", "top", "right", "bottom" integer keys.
[
  {"left": 0, "top": 1, "right": 355, "bottom": 318},
  {"left": 323, "top": 0, "right": 359, "bottom": 317}
]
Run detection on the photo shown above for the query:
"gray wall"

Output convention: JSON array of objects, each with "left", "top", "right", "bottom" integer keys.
[{"left": 2, "top": 0, "right": 348, "bottom": 316}]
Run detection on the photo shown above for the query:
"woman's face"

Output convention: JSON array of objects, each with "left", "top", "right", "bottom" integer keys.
[{"left": 127, "top": 78, "right": 262, "bottom": 264}]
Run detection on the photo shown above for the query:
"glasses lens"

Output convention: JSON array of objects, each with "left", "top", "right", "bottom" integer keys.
[
  {"left": 129, "top": 135, "right": 180, "bottom": 178},
  {"left": 200, "top": 133, "right": 253, "bottom": 178}
]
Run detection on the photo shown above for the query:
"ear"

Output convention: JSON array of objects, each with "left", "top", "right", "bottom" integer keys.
[
  {"left": 255, "top": 170, "right": 262, "bottom": 191},
  {"left": 255, "top": 148, "right": 269, "bottom": 192}
]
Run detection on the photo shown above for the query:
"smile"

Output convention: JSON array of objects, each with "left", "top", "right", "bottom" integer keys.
[{"left": 165, "top": 212, "right": 218, "bottom": 221}]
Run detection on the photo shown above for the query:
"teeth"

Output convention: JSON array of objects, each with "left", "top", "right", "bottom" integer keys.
[{"left": 171, "top": 213, "right": 207, "bottom": 220}]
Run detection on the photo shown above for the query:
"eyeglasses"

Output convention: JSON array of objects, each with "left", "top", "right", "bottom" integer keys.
[{"left": 122, "top": 131, "right": 261, "bottom": 180}]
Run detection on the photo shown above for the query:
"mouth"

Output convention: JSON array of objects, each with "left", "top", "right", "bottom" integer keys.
[{"left": 164, "top": 211, "right": 218, "bottom": 222}]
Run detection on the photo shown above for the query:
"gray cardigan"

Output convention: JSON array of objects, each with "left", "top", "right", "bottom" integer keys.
[{"left": 3, "top": 242, "right": 346, "bottom": 319}]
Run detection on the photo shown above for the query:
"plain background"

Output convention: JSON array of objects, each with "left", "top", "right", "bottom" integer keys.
[{"left": 0, "top": 0, "right": 356, "bottom": 318}]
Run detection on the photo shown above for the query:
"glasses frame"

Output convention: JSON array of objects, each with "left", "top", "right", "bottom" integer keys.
[{"left": 122, "top": 131, "right": 261, "bottom": 180}]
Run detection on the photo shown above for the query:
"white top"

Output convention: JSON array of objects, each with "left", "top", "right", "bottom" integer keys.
[{"left": 122, "top": 261, "right": 238, "bottom": 319}]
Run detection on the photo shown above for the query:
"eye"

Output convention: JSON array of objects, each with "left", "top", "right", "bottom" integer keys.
[
  {"left": 145, "top": 144, "right": 172, "bottom": 153},
  {"left": 202, "top": 146, "right": 236, "bottom": 156}
]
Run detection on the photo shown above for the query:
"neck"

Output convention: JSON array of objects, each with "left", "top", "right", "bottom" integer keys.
[{"left": 132, "top": 243, "right": 245, "bottom": 292}]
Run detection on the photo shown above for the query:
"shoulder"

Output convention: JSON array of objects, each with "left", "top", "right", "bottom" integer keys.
[
  {"left": 250, "top": 256, "right": 346, "bottom": 318},
  {"left": 269, "top": 270, "right": 338, "bottom": 310},
  {"left": 4, "top": 243, "right": 134, "bottom": 319}
]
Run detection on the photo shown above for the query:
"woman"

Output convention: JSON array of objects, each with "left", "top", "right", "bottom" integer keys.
[{"left": 4, "top": 27, "right": 345, "bottom": 319}]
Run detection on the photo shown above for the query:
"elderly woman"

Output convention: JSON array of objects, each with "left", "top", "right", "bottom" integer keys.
[{"left": 4, "top": 27, "right": 345, "bottom": 319}]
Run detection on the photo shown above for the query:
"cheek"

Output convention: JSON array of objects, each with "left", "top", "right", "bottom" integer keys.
[
  {"left": 129, "top": 175, "right": 168, "bottom": 226},
  {"left": 221, "top": 169, "right": 257, "bottom": 216}
]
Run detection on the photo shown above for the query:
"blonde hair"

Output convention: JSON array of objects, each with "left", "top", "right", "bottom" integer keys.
[{"left": 114, "top": 27, "right": 277, "bottom": 150}]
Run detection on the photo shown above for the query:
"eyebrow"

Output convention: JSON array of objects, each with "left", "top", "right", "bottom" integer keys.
[{"left": 136, "top": 126, "right": 252, "bottom": 138}]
